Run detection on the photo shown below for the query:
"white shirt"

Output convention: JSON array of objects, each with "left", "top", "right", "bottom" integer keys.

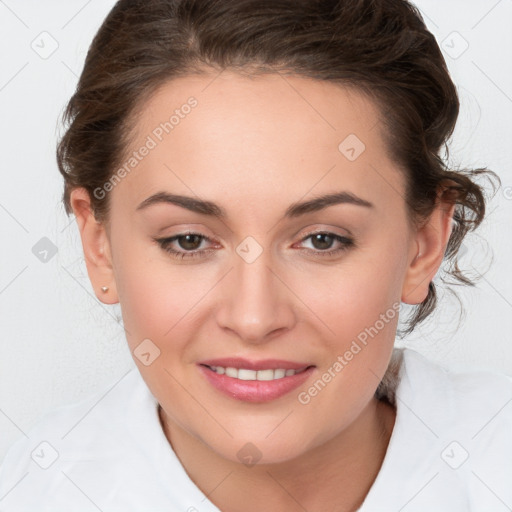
[{"left": 0, "top": 348, "right": 511, "bottom": 511}]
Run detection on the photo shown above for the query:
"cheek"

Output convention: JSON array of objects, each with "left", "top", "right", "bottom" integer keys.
[
  {"left": 292, "top": 239, "right": 407, "bottom": 343},
  {"left": 112, "top": 243, "right": 224, "bottom": 374},
  {"left": 110, "top": 229, "right": 188, "bottom": 347},
  {"left": 116, "top": 263, "right": 197, "bottom": 347},
  {"left": 289, "top": 238, "right": 406, "bottom": 405}
]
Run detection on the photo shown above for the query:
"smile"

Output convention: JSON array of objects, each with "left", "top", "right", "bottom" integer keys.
[
  {"left": 205, "top": 365, "right": 309, "bottom": 381},
  {"left": 198, "top": 359, "right": 315, "bottom": 402}
]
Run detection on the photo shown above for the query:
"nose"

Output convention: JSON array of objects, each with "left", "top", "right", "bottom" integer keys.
[{"left": 215, "top": 244, "right": 296, "bottom": 344}]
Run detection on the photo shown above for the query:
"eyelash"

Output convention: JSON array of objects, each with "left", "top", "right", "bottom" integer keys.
[{"left": 155, "top": 230, "right": 355, "bottom": 261}]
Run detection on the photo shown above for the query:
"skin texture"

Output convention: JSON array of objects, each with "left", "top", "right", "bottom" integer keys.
[{"left": 70, "top": 71, "right": 455, "bottom": 511}]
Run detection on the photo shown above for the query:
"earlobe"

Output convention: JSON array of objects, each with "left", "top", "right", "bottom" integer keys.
[
  {"left": 69, "top": 188, "right": 119, "bottom": 304},
  {"left": 401, "top": 200, "right": 456, "bottom": 305}
]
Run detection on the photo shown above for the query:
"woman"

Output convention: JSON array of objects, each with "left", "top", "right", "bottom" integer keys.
[{"left": 0, "top": 0, "right": 510, "bottom": 510}]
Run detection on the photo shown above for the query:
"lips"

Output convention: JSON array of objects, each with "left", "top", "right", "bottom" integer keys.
[{"left": 198, "top": 358, "right": 315, "bottom": 402}]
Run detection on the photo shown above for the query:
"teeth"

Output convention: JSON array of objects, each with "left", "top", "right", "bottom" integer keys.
[
  {"left": 256, "top": 369, "right": 274, "bottom": 381},
  {"left": 210, "top": 366, "right": 302, "bottom": 380},
  {"left": 274, "top": 369, "right": 286, "bottom": 379},
  {"left": 238, "top": 369, "right": 257, "bottom": 380},
  {"left": 225, "top": 367, "right": 238, "bottom": 378}
]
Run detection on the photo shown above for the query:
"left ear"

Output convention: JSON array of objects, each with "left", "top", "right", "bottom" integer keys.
[{"left": 401, "top": 189, "right": 456, "bottom": 305}]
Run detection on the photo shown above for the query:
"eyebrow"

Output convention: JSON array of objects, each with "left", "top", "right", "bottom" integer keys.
[{"left": 136, "top": 190, "right": 374, "bottom": 219}]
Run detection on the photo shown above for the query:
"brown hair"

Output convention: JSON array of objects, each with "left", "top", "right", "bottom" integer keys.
[{"left": 56, "top": 0, "right": 498, "bottom": 336}]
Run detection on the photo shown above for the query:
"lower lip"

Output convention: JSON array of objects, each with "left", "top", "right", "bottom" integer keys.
[{"left": 198, "top": 365, "right": 315, "bottom": 403}]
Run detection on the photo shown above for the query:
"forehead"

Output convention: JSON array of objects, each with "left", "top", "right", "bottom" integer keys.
[{"left": 112, "top": 71, "right": 405, "bottom": 219}]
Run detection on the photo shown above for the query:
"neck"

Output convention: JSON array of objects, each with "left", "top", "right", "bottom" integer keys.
[{"left": 159, "top": 396, "right": 396, "bottom": 512}]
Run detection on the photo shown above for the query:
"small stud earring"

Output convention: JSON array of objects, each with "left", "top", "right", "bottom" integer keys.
[{"left": 101, "top": 286, "right": 109, "bottom": 293}]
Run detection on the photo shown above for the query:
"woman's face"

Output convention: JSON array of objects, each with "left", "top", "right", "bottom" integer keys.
[{"left": 77, "top": 71, "right": 442, "bottom": 464}]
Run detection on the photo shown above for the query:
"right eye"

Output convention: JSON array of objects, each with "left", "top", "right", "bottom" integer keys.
[{"left": 155, "top": 232, "right": 217, "bottom": 260}]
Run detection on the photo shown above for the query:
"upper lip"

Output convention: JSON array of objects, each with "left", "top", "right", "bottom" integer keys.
[{"left": 198, "top": 358, "right": 313, "bottom": 371}]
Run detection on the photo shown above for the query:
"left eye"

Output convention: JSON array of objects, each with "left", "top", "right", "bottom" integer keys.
[
  {"left": 155, "top": 230, "right": 354, "bottom": 261},
  {"left": 297, "top": 232, "right": 354, "bottom": 253}
]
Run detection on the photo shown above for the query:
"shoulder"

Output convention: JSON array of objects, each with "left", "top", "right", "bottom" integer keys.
[
  {"left": 0, "top": 368, "right": 217, "bottom": 511},
  {"left": 397, "top": 347, "right": 512, "bottom": 443},
  {"left": 399, "top": 348, "right": 512, "bottom": 506},
  {"left": 362, "top": 348, "right": 512, "bottom": 510},
  {"left": 400, "top": 347, "right": 512, "bottom": 419},
  {"left": 0, "top": 367, "right": 157, "bottom": 510}
]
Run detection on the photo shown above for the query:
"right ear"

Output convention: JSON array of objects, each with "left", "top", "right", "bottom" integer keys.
[{"left": 69, "top": 188, "right": 119, "bottom": 304}]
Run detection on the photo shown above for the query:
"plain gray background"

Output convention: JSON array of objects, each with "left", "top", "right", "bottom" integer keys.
[{"left": 1, "top": 0, "right": 511, "bottom": 462}]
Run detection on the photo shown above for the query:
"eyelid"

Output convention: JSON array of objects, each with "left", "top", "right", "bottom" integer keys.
[
  {"left": 155, "top": 231, "right": 217, "bottom": 249},
  {"left": 294, "top": 223, "right": 353, "bottom": 239},
  {"left": 156, "top": 225, "right": 351, "bottom": 247}
]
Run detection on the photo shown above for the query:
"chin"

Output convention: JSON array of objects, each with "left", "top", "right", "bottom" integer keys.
[{"left": 203, "top": 430, "right": 318, "bottom": 467}]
